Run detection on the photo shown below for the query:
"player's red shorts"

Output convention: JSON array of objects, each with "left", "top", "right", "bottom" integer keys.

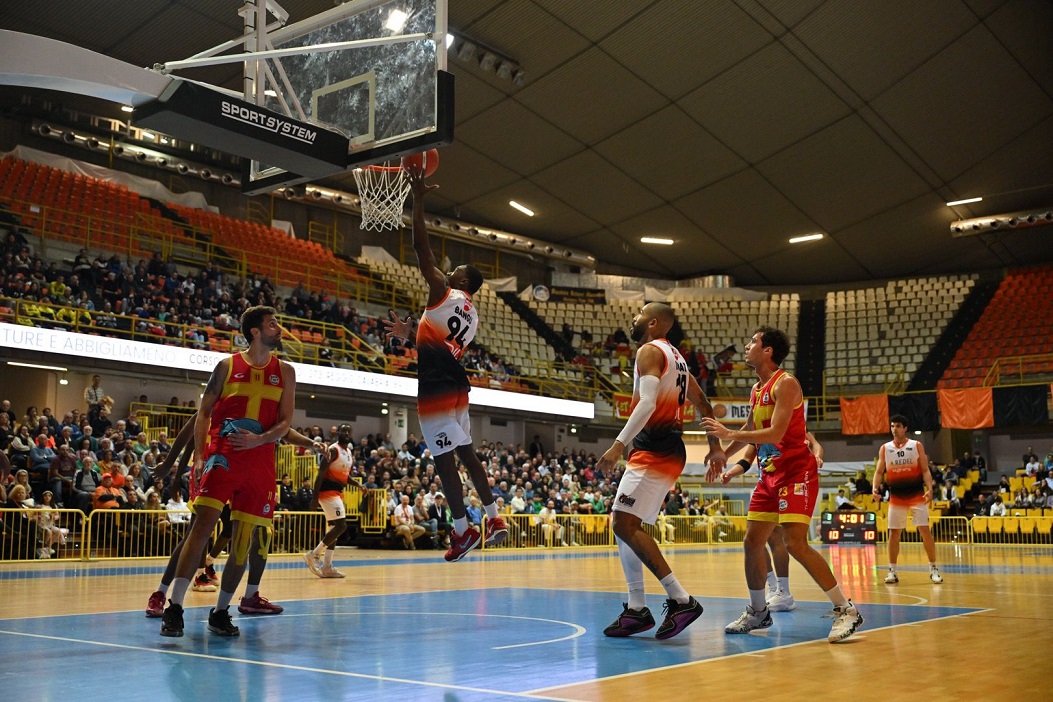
[
  {"left": 748, "top": 456, "right": 819, "bottom": 525},
  {"left": 195, "top": 443, "right": 276, "bottom": 527}
]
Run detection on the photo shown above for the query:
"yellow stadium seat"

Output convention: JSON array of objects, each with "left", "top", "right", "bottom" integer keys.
[
  {"left": 972, "top": 518, "right": 990, "bottom": 540},
  {"left": 1001, "top": 517, "right": 1019, "bottom": 541}
]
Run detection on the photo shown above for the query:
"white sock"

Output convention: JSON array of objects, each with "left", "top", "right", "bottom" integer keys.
[
  {"left": 453, "top": 516, "right": 468, "bottom": 534},
  {"left": 244, "top": 583, "right": 259, "bottom": 599},
  {"left": 824, "top": 584, "right": 849, "bottom": 608},
  {"left": 205, "top": 554, "right": 214, "bottom": 567},
  {"left": 930, "top": 563, "right": 938, "bottom": 569},
  {"left": 324, "top": 548, "right": 334, "bottom": 567},
  {"left": 484, "top": 502, "right": 498, "bottom": 520},
  {"left": 313, "top": 541, "right": 327, "bottom": 557},
  {"left": 215, "top": 590, "right": 234, "bottom": 610},
  {"left": 888, "top": 564, "right": 897, "bottom": 572},
  {"left": 766, "top": 570, "right": 778, "bottom": 591},
  {"left": 169, "top": 577, "right": 190, "bottom": 606},
  {"left": 778, "top": 576, "right": 790, "bottom": 595},
  {"left": 749, "top": 588, "right": 767, "bottom": 611},
  {"left": 659, "top": 573, "right": 690, "bottom": 604},
  {"left": 157, "top": 582, "right": 170, "bottom": 595},
  {"left": 616, "top": 538, "right": 646, "bottom": 609}
]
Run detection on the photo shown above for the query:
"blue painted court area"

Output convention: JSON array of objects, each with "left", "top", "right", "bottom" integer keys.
[{"left": 0, "top": 588, "right": 978, "bottom": 701}]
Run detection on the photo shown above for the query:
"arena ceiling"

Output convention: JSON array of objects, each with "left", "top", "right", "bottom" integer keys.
[{"left": 2, "top": 0, "right": 1053, "bottom": 286}]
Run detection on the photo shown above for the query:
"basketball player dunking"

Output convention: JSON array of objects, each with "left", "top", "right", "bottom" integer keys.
[{"left": 383, "top": 169, "right": 507, "bottom": 562}]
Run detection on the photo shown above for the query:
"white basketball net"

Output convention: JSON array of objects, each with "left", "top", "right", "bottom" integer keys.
[{"left": 352, "top": 165, "right": 410, "bottom": 231}]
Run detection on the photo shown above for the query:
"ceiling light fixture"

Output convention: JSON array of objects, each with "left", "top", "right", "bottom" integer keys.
[
  {"left": 445, "top": 33, "right": 455, "bottom": 49},
  {"left": 120, "top": 105, "right": 134, "bottom": 113},
  {"left": 509, "top": 200, "right": 534, "bottom": 216},
  {"left": 6, "top": 361, "right": 68, "bottom": 372},
  {"left": 789, "top": 233, "right": 824, "bottom": 244},
  {"left": 640, "top": 237, "right": 674, "bottom": 245},
  {"left": 946, "top": 197, "right": 982, "bottom": 207}
]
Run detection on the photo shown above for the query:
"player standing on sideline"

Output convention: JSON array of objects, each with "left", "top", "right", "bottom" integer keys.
[
  {"left": 383, "top": 169, "right": 507, "bottom": 562},
  {"left": 872, "top": 415, "right": 943, "bottom": 584},
  {"left": 597, "top": 302, "right": 726, "bottom": 640},
  {"left": 160, "top": 305, "right": 296, "bottom": 637},
  {"left": 702, "top": 327, "right": 864, "bottom": 643},
  {"left": 304, "top": 423, "right": 361, "bottom": 578},
  {"left": 145, "top": 412, "right": 323, "bottom": 616},
  {"left": 719, "top": 432, "right": 824, "bottom": 612}
]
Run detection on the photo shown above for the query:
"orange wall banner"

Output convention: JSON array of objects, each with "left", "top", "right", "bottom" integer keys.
[
  {"left": 937, "top": 388, "right": 994, "bottom": 429},
  {"left": 839, "top": 394, "right": 889, "bottom": 435}
]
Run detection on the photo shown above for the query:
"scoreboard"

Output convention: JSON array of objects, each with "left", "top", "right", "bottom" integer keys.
[{"left": 820, "top": 511, "right": 877, "bottom": 544}]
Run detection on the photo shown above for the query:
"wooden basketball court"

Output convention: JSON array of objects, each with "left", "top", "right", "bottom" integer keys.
[{"left": 1, "top": 542, "right": 1048, "bottom": 701}]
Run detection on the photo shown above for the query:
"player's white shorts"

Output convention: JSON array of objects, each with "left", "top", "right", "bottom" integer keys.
[
  {"left": 887, "top": 501, "right": 929, "bottom": 530},
  {"left": 418, "top": 393, "right": 472, "bottom": 456},
  {"left": 611, "top": 467, "right": 677, "bottom": 524},
  {"left": 319, "top": 494, "right": 345, "bottom": 522}
]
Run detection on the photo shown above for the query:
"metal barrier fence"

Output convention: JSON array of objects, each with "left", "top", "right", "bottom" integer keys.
[{"left": 5, "top": 509, "right": 1052, "bottom": 563}]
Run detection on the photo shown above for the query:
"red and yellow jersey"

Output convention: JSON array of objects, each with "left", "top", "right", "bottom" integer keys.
[
  {"left": 319, "top": 441, "right": 354, "bottom": 499},
  {"left": 750, "top": 369, "right": 813, "bottom": 474},
  {"left": 208, "top": 352, "right": 285, "bottom": 456},
  {"left": 881, "top": 439, "right": 926, "bottom": 505},
  {"left": 416, "top": 287, "right": 477, "bottom": 388},
  {"left": 629, "top": 338, "right": 688, "bottom": 457}
]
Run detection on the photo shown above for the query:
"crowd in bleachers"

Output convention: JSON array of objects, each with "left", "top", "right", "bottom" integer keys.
[{"left": 0, "top": 223, "right": 523, "bottom": 386}]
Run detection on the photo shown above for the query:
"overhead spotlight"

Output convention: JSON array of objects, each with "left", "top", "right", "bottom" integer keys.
[
  {"left": 309, "top": 189, "right": 324, "bottom": 199},
  {"left": 85, "top": 138, "right": 99, "bottom": 149},
  {"left": 468, "top": 227, "right": 479, "bottom": 236},
  {"left": 479, "top": 52, "right": 498, "bottom": 72},
  {"left": 112, "top": 145, "right": 124, "bottom": 156},
  {"left": 450, "top": 223, "right": 461, "bottom": 232},
  {"left": 1044, "top": 212, "right": 1053, "bottom": 221},
  {"left": 1008, "top": 218, "right": 1019, "bottom": 226},
  {"left": 496, "top": 61, "right": 513, "bottom": 80},
  {"left": 512, "top": 70, "right": 526, "bottom": 87},
  {"left": 58, "top": 377, "right": 69, "bottom": 386},
  {"left": 62, "top": 131, "right": 76, "bottom": 143},
  {"left": 135, "top": 151, "right": 148, "bottom": 161},
  {"left": 176, "top": 163, "right": 190, "bottom": 174},
  {"left": 544, "top": 246, "right": 554, "bottom": 254},
  {"left": 456, "top": 40, "right": 477, "bottom": 62},
  {"left": 526, "top": 242, "right": 535, "bottom": 250},
  {"left": 37, "top": 124, "right": 52, "bottom": 136},
  {"left": 488, "top": 233, "right": 499, "bottom": 242},
  {"left": 508, "top": 238, "right": 517, "bottom": 246},
  {"left": 156, "top": 157, "right": 168, "bottom": 167},
  {"left": 332, "top": 195, "right": 344, "bottom": 203},
  {"left": 221, "top": 173, "right": 235, "bottom": 185},
  {"left": 563, "top": 250, "right": 572, "bottom": 257},
  {"left": 432, "top": 218, "right": 443, "bottom": 227},
  {"left": 120, "top": 105, "right": 134, "bottom": 113},
  {"left": 199, "top": 168, "right": 212, "bottom": 180}
]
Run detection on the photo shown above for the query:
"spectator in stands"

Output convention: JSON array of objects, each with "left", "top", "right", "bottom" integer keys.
[
  {"left": 413, "top": 494, "right": 438, "bottom": 546},
  {"left": 35, "top": 490, "right": 66, "bottom": 557},
  {"left": 0, "top": 413, "right": 13, "bottom": 455},
  {"left": 1012, "top": 489, "right": 1030, "bottom": 509},
  {"left": 8, "top": 426, "right": 32, "bottom": 470},
  {"left": 392, "top": 493, "right": 424, "bottom": 549},
  {"left": 1025, "top": 454, "right": 1041, "bottom": 477},
  {"left": 296, "top": 477, "right": 315, "bottom": 510},
  {"left": 998, "top": 475, "right": 1011, "bottom": 494},
  {"left": 536, "top": 499, "right": 566, "bottom": 547},
  {"left": 989, "top": 495, "right": 1006, "bottom": 517},
  {"left": 973, "top": 451, "right": 987, "bottom": 483},
  {"left": 854, "top": 471, "right": 872, "bottom": 496},
  {"left": 92, "top": 472, "right": 124, "bottom": 510},
  {"left": 1022, "top": 446, "right": 1035, "bottom": 468},
  {"left": 72, "top": 456, "right": 100, "bottom": 512},
  {"left": 164, "top": 487, "right": 189, "bottom": 530},
  {"left": 29, "top": 434, "right": 56, "bottom": 481},
  {"left": 835, "top": 489, "right": 853, "bottom": 510},
  {"left": 47, "top": 444, "right": 78, "bottom": 505},
  {"left": 973, "top": 493, "right": 991, "bottom": 517}
]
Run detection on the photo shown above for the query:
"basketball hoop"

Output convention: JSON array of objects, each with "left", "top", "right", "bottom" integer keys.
[{"left": 353, "top": 163, "right": 410, "bottom": 231}]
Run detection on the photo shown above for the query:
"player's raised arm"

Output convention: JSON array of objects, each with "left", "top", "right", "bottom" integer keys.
[
  {"left": 407, "top": 170, "right": 446, "bottom": 306},
  {"left": 152, "top": 411, "right": 197, "bottom": 485}
]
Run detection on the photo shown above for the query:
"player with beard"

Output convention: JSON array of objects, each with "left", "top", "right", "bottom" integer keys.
[
  {"left": 304, "top": 423, "right": 362, "bottom": 578},
  {"left": 160, "top": 305, "right": 296, "bottom": 638},
  {"left": 597, "top": 302, "right": 726, "bottom": 640}
]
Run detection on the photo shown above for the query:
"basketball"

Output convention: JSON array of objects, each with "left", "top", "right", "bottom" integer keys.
[{"left": 401, "top": 148, "right": 439, "bottom": 177}]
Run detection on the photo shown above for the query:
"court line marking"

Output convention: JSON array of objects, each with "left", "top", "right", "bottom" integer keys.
[
  {"left": 274, "top": 610, "right": 586, "bottom": 649},
  {"left": 524, "top": 608, "right": 993, "bottom": 695},
  {"left": 0, "top": 628, "right": 583, "bottom": 702}
]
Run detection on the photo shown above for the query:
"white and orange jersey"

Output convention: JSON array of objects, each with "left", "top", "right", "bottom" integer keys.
[
  {"left": 629, "top": 338, "right": 688, "bottom": 456},
  {"left": 881, "top": 439, "right": 926, "bottom": 505},
  {"left": 416, "top": 287, "right": 477, "bottom": 387},
  {"left": 318, "top": 441, "right": 354, "bottom": 499}
]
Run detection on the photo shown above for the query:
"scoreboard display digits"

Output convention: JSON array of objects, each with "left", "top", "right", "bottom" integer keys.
[{"left": 820, "top": 511, "right": 877, "bottom": 544}]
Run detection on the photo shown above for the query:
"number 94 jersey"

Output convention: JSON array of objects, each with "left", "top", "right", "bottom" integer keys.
[
  {"left": 417, "top": 287, "right": 478, "bottom": 387},
  {"left": 629, "top": 338, "right": 688, "bottom": 456}
]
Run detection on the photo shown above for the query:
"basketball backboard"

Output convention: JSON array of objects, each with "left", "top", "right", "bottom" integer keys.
[{"left": 242, "top": 0, "right": 453, "bottom": 195}]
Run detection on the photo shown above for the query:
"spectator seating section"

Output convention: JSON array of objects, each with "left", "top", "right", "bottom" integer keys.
[
  {"left": 825, "top": 275, "right": 976, "bottom": 386},
  {"left": 940, "top": 265, "right": 1053, "bottom": 388}
]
